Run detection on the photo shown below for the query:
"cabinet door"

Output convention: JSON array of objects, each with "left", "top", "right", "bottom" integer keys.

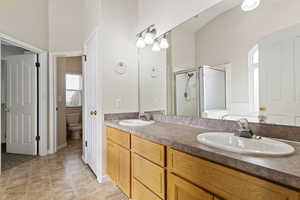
[
  {"left": 107, "top": 141, "right": 119, "bottom": 183},
  {"left": 168, "top": 173, "right": 213, "bottom": 200},
  {"left": 118, "top": 146, "right": 131, "bottom": 197}
]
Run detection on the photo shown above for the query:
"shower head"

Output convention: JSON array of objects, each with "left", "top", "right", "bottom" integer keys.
[{"left": 186, "top": 72, "right": 194, "bottom": 80}]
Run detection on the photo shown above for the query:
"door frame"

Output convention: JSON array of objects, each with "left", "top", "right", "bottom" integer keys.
[
  {"left": 48, "top": 51, "right": 83, "bottom": 155},
  {"left": 0, "top": 32, "right": 48, "bottom": 175}
]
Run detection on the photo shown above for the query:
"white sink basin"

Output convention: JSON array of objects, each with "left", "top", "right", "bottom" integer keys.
[
  {"left": 197, "top": 132, "right": 295, "bottom": 156},
  {"left": 119, "top": 119, "right": 155, "bottom": 127}
]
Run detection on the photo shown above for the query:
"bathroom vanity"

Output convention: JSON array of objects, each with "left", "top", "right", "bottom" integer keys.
[{"left": 105, "top": 120, "right": 300, "bottom": 200}]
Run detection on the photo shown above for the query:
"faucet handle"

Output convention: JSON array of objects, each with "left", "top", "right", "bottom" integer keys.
[{"left": 238, "top": 118, "right": 249, "bottom": 130}]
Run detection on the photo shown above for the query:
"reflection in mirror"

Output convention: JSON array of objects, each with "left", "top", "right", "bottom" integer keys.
[{"left": 138, "top": 0, "right": 300, "bottom": 126}]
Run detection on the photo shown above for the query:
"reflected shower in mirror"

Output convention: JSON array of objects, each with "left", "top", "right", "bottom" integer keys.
[{"left": 138, "top": 0, "right": 300, "bottom": 127}]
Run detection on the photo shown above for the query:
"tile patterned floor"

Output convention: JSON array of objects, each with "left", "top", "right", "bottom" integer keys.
[
  {"left": 1, "top": 153, "right": 35, "bottom": 172},
  {"left": 0, "top": 140, "right": 128, "bottom": 200}
]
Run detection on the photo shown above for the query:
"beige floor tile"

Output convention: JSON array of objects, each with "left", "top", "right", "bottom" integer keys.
[{"left": 1, "top": 140, "right": 128, "bottom": 200}]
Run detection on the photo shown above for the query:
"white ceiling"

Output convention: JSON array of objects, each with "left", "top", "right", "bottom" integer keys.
[{"left": 175, "top": 0, "right": 243, "bottom": 33}]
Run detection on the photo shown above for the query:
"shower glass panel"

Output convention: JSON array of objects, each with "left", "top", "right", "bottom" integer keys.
[
  {"left": 175, "top": 70, "right": 199, "bottom": 116},
  {"left": 202, "top": 67, "right": 226, "bottom": 111}
]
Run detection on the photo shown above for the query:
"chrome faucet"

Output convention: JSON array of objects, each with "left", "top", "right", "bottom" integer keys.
[
  {"left": 236, "top": 118, "right": 254, "bottom": 138},
  {"left": 138, "top": 112, "right": 152, "bottom": 121}
]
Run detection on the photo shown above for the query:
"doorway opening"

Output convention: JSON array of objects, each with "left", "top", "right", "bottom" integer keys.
[
  {"left": 1, "top": 41, "right": 38, "bottom": 172},
  {"left": 55, "top": 56, "right": 83, "bottom": 152}
]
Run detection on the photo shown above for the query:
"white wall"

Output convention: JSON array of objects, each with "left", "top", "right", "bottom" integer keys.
[
  {"left": 195, "top": 0, "right": 300, "bottom": 114},
  {"left": 0, "top": 0, "right": 49, "bottom": 50},
  {"left": 171, "top": 28, "right": 196, "bottom": 71},
  {"left": 138, "top": 0, "right": 223, "bottom": 35},
  {"left": 48, "top": 0, "right": 84, "bottom": 52},
  {"left": 82, "top": 0, "right": 101, "bottom": 43},
  {"left": 101, "top": 0, "right": 139, "bottom": 114}
]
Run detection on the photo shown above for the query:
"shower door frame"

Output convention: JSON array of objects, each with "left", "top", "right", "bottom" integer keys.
[{"left": 174, "top": 67, "right": 202, "bottom": 117}]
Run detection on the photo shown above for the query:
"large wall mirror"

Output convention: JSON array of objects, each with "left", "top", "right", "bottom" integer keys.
[{"left": 138, "top": 0, "right": 300, "bottom": 126}]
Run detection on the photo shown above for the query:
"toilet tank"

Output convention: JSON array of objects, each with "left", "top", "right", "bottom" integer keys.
[{"left": 66, "top": 113, "right": 82, "bottom": 125}]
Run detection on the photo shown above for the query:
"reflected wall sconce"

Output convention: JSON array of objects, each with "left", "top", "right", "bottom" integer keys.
[{"left": 136, "top": 25, "right": 169, "bottom": 51}]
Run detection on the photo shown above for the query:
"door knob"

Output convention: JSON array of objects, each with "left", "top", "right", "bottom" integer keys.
[{"left": 90, "top": 111, "right": 97, "bottom": 115}]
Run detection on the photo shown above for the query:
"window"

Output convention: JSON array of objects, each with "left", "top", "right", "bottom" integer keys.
[
  {"left": 248, "top": 45, "right": 259, "bottom": 113},
  {"left": 65, "top": 74, "right": 82, "bottom": 107}
]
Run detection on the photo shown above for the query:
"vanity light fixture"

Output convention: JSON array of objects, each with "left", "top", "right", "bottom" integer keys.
[
  {"left": 159, "top": 35, "right": 169, "bottom": 49},
  {"left": 136, "top": 34, "right": 146, "bottom": 49},
  {"left": 136, "top": 24, "right": 156, "bottom": 48},
  {"left": 241, "top": 0, "right": 261, "bottom": 12},
  {"left": 152, "top": 40, "right": 161, "bottom": 52},
  {"left": 144, "top": 28, "right": 157, "bottom": 45}
]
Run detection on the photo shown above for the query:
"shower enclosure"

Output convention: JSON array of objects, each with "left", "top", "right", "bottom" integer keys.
[{"left": 175, "top": 66, "right": 227, "bottom": 117}]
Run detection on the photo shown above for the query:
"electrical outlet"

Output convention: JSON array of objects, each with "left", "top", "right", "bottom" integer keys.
[{"left": 115, "top": 99, "right": 121, "bottom": 109}]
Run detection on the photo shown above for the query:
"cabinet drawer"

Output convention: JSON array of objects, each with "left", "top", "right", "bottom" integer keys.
[
  {"left": 168, "top": 148, "right": 300, "bottom": 200},
  {"left": 168, "top": 173, "right": 213, "bottom": 200},
  {"left": 106, "top": 126, "right": 130, "bottom": 149},
  {"left": 132, "top": 153, "right": 165, "bottom": 199},
  {"left": 132, "top": 178, "right": 161, "bottom": 200},
  {"left": 132, "top": 135, "right": 165, "bottom": 166}
]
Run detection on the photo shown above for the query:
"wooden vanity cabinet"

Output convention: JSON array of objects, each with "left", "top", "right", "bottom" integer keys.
[
  {"left": 106, "top": 127, "right": 131, "bottom": 197},
  {"left": 168, "top": 173, "right": 213, "bottom": 200},
  {"left": 168, "top": 148, "right": 300, "bottom": 200},
  {"left": 106, "top": 126, "right": 300, "bottom": 200},
  {"left": 131, "top": 135, "right": 166, "bottom": 200}
]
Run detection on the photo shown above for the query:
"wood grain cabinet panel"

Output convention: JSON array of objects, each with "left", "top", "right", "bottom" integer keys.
[
  {"left": 168, "top": 173, "right": 213, "bottom": 200},
  {"left": 106, "top": 127, "right": 130, "bottom": 149},
  {"left": 118, "top": 146, "right": 131, "bottom": 197},
  {"left": 107, "top": 141, "right": 118, "bottom": 183},
  {"left": 132, "top": 153, "right": 165, "bottom": 199},
  {"left": 131, "top": 135, "right": 165, "bottom": 167},
  {"left": 132, "top": 178, "right": 161, "bottom": 200},
  {"left": 168, "top": 148, "right": 300, "bottom": 200},
  {"left": 107, "top": 140, "right": 131, "bottom": 197}
]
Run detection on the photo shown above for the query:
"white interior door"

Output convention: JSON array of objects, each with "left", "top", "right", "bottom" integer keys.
[
  {"left": 6, "top": 54, "right": 37, "bottom": 155},
  {"left": 259, "top": 24, "right": 300, "bottom": 126},
  {"left": 84, "top": 32, "right": 98, "bottom": 174}
]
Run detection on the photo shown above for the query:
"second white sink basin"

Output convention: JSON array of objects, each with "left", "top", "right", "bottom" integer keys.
[
  {"left": 119, "top": 119, "right": 155, "bottom": 127},
  {"left": 197, "top": 132, "right": 295, "bottom": 156}
]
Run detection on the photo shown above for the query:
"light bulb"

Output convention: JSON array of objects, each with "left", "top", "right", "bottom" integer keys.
[
  {"left": 152, "top": 41, "right": 161, "bottom": 52},
  {"left": 136, "top": 36, "right": 145, "bottom": 48},
  {"left": 241, "top": 0, "right": 260, "bottom": 12},
  {"left": 144, "top": 32, "right": 154, "bottom": 45},
  {"left": 159, "top": 37, "right": 169, "bottom": 49}
]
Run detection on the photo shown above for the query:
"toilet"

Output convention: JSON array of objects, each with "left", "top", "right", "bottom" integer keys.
[{"left": 66, "top": 113, "right": 82, "bottom": 140}]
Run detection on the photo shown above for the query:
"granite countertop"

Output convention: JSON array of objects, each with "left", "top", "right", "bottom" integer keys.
[{"left": 105, "top": 120, "right": 300, "bottom": 190}]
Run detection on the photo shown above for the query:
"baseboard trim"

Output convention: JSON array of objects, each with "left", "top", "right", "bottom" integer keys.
[
  {"left": 57, "top": 143, "right": 67, "bottom": 150},
  {"left": 100, "top": 175, "right": 111, "bottom": 183}
]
